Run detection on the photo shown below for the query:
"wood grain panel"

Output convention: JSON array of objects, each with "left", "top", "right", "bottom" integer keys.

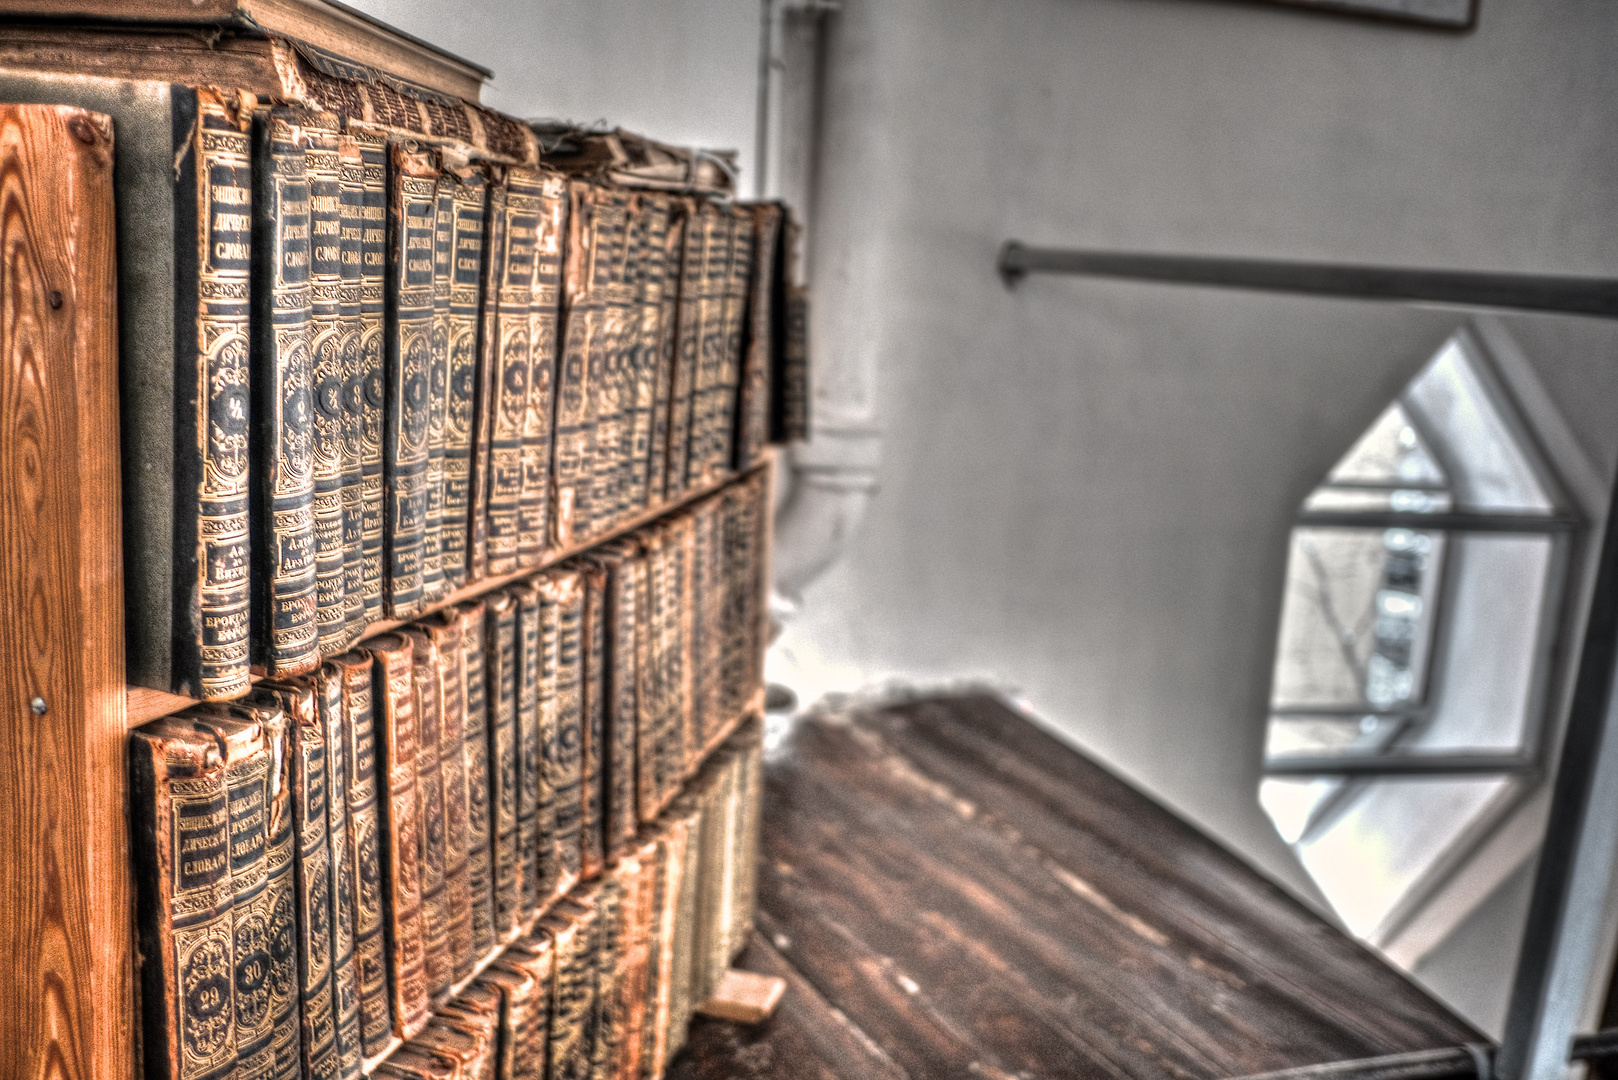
[{"left": 0, "top": 103, "right": 128, "bottom": 1080}]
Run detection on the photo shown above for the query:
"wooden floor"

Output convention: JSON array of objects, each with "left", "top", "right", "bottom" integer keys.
[{"left": 669, "top": 693, "right": 1479, "bottom": 1080}]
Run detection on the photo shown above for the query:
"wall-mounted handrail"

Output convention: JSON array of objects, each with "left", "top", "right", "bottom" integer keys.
[{"left": 997, "top": 241, "right": 1618, "bottom": 318}]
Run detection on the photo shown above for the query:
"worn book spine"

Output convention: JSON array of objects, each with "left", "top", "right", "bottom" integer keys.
[
  {"left": 242, "top": 702, "right": 305, "bottom": 1080},
  {"left": 689, "top": 500, "right": 720, "bottom": 757},
  {"left": 532, "top": 576, "right": 561, "bottom": 913},
  {"left": 586, "top": 190, "right": 634, "bottom": 540},
  {"left": 334, "top": 649, "right": 394, "bottom": 1055},
  {"left": 615, "top": 842, "right": 657, "bottom": 1080},
  {"left": 641, "top": 820, "right": 688, "bottom": 1080},
  {"left": 540, "top": 569, "right": 585, "bottom": 908},
  {"left": 250, "top": 106, "right": 319, "bottom": 678},
  {"left": 409, "top": 1021, "right": 491, "bottom": 1080},
  {"left": 645, "top": 204, "right": 684, "bottom": 510},
  {"left": 173, "top": 87, "right": 253, "bottom": 700},
  {"left": 336, "top": 135, "right": 369, "bottom": 646},
  {"left": 484, "top": 168, "right": 539, "bottom": 575},
  {"left": 443, "top": 166, "right": 486, "bottom": 590},
  {"left": 402, "top": 629, "right": 451, "bottom": 1002},
  {"left": 511, "top": 581, "right": 544, "bottom": 920},
  {"left": 775, "top": 281, "right": 810, "bottom": 444},
  {"left": 316, "top": 666, "right": 364, "bottom": 1079},
  {"left": 459, "top": 599, "right": 498, "bottom": 959},
  {"left": 255, "top": 682, "right": 341, "bottom": 1080},
  {"left": 551, "top": 181, "right": 598, "bottom": 549},
  {"left": 183, "top": 711, "right": 282, "bottom": 1080},
  {"left": 426, "top": 613, "right": 475, "bottom": 987},
  {"left": 625, "top": 195, "right": 670, "bottom": 516},
  {"left": 672, "top": 514, "right": 699, "bottom": 779},
  {"left": 661, "top": 198, "right": 704, "bottom": 506},
  {"left": 541, "top": 889, "right": 600, "bottom": 1080},
  {"left": 588, "top": 858, "right": 632, "bottom": 1080},
  {"left": 520, "top": 171, "right": 568, "bottom": 568},
  {"left": 130, "top": 719, "right": 236, "bottom": 1080},
  {"left": 635, "top": 532, "right": 666, "bottom": 825},
  {"left": 580, "top": 564, "right": 610, "bottom": 880},
  {"left": 353, "top": 128, "right": 389, "bottom": 625},
  {"left": 468, "top": 170, "right": 508, "bottom": 582},
  {"left": 711, "top": 205, "right": 755, "bottom": 481},
  {"left": 492, "top": 939, "right": 554, "bottom": 1080},
  {"left": 367, "top": 633, "right": 431, "bottom": 1039},
  {"left": 688, "top": 206, "right": 734, "bottom": 488},
  {"left": 419, "top": 161, "right": 454, "bottom": 605},
  {"left": 300, "top": 112, "right": 350, "bottom": 659},
  {"left": 606, "top": 199, "right": 646, "bottom": 530},
  {"left": 384, "top": 143, "right": 438, "bottom": 618},
  {"left": 593, "top": 548, "right": 640, "bottom": 859},
  {"left": 696, "top": 748, "right": 741, "bottom": 1005},
  {"left": 474, "top": 964, "right": 541, "bottom": 1080},
  {"left": 662, "top": 793, "right": 705, "bottom": 1064},
  {"left": 433, "top": 982, "right": 501, "bottom": 1064},
  {"left": 371, "top": 1047, "right": 455, "bottom": 1080},
  {"left": 732, "top": 720, "right": 765, "bottom": 965},
  {"left": 485, "top": 589, "right": 523, "bottom": 936},
  {"left": 734, "top": 204, "right": 781, "bottom": 469}
]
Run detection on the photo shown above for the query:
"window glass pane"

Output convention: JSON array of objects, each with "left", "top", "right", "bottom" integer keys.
[{"left": 1326, "top": 402, "right": 1447, "bottom": 488}]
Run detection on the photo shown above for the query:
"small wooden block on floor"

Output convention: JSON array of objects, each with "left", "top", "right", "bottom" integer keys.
[{"left": 697, "top": 969, "right": 787, "bottom": 1025}]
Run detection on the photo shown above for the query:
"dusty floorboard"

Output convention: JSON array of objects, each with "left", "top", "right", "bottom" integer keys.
[{"left": 670, "top": 693, "right": 1478, "bottom": 1080}]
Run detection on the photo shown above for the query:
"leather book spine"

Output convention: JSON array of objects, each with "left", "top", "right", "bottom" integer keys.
[
  {"left": 485, "top": 588, "right": 523, "bottom": 936},
  {"left": 421, "top": 161, "right": 455, "bottom": 605},
  {"left": 474, "top": 965, "right": 541, "bottom": 1080},
  {"left": 459, "top": 599, "right": 498, "bottom": 959},
  {"left": 426, "top": 613, "right": 475, "bottom": 986},
  {"left": 511, "top": 581, "right": 544, "bottom": 919},
  {"left": 540, "top": 888, "right": 600, "bottom": 1080},
  {"left": 315, "top": 665, "right": 364, "bottom": 1079},
  {"left": 580, "top": 564, "right": 610, "bottom": 880},
  {"left": 129, "top": 720, "right": 236, "bottom": 1080},
  {"left": 333, "top": 649, "right": 394, "bottom": 1056},
  {"left": 590, "top": 547, "right": 640, "bottom": 859},
  {"left": 614, "top": 841, "right": 657, "bottom": 1080},
  {"left": 336, "top": 135, "right": 368, "bottom": 647},
  {"left": 712, "top": 205, "right": 755, "bottom": 480},
  {"left": 551, "top": 181, "right": 598, "bottom": 549},
  {"left": 661, "top": 793, "right": 705, "bottom": 1063},
  {"left": 732, "top": 720, "right": 765, "bottom": 963},
  {"left": 366, "top": 633, "right": 431, "bottom": 1039},
  {"left": 261, "top": 701, "right": 310, "bottom": 1080},
  {"left": 587, "top": 864, "right": 628, "bottom": 1080},
  {"left": 661, "top": 198, "right": 704, "bottom": 505},
  {"left": 540, "top": 569, "right": 585, "bottom": 907},
  {"left": 255, "top": 682, "right": 341, "bottom": 1080},
  {"left": 486, "top": 169, "right": 539, "bottom": 574},
  {"left": 250, "top": 106, "right": 319, "bottom": 677},
  {"left": 384, "top": 142, "right": 439, "bottom": 618},
  {"left": 670, "top": 514, "right": 698, "bottom": 785},
  {"left": 371, "top": 1048, "right": 456, "bottom": 1080},
  {"left": 297, "top": 111, "right": 348, "bottom": 661},
  {"left": 693, "top": 207, "right": 738, "bottom": 486},
  {"left": 172, "top": 86, "right": 253, "bottom": 700},
  {"left": 635, "top": 531, "right": 668, "bottom": 825},
  {"left": 443, "top": 166, "right": 487, "bottom": 590},
  {"left": 626, "top": 196, "right": 671, "bottom": 515},
  {"left": 735, "top": 204, "right": 782, "bottom": 469},
  {"left": 532, "top": 575, "right": 562, "bottom": 911},
  {"left": 777, "top": 282, "right": 811, "bottom": 444},
  {"left": 185, "top": 711, "right": 284, "bottom": 1080},
  {"left": 409, "top": 1022, "right": 490, "bottom": 1080},
  {"left": 521, "top": 171, "right": 569, "bottom": 567},
  {"left": 695, "top": 499, "right": 725, "bottom": 755},
  {"left": 491, "top": 938, "right": 555, "bottom": 1080},
  {"left": 645, "top": 203, "right": 684, "bottom": 510},
  {"left": 402, "top": 629, "right": 451, "bottom": 1002},
  {"left": 586, "top": 190, "right": 634, "bottom": 540},
  {"left": 641, "top": 820, "right": 689, "bottom": 1080},
  {"left": 353, "top": 128, "right": 389, "bottom": 625},
  {"left": 469, "top": 171, "right": 508, "bottom": 582},
  {"left": 433, "top": 982, "right": 501, "bottom": 1055},
  {"left": 699, "top": 749, "right": 743, "bottom": 1003}
]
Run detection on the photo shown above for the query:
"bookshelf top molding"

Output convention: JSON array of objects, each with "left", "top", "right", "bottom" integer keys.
[
  {"left": 126, "top": 458, "right": 774, "bottom": 728},
  {"left": 0, "top": 0, "right": 491, "bottom": 101}
]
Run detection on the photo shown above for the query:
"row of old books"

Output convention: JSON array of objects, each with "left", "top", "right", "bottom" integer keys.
[
  {"left": 0, "top": 45, "right": 807, "bottom": 706},
  {"left": 131, "top": 478, "right": 767, "bottom": 1080}
]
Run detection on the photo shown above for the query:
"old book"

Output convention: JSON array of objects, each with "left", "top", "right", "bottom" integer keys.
[
  {"left": 372, "top": 1046, "right": 456, "bottom": 1080},
  {"left": 589, "top": 855, "right": 640, "bottom": 1080},
  {"left": 485, "top": 589, "right": 523, "bottom": 935},
  {"left": 695, "top": 497, "right": 728, "bottom": 756},
  {"left": 331, "top": 649, "right": 394, "bottom": 1055},
  {"left": 301, "top": 110, "right": 350, "bottom": 659},
  {"left": 585, "top": 188, "right": 634, "bottom": 540},
  {"left": 402, "top": 629, "right": 452, "bottom": 1002},
  {"left": 441, "top": 163, "right": 486, "bottom": 590},
  {"left": 660, "top": 198, "right": 705, "bottom": 506},
  {"left": 550, "top": 180, "right": 601, "bottom": 548},
  {"left": 519, "top": 170, "right": 568, "bottom": 567},
  {"left": 422, "top": 154, "right": 455, "bottom": 605},
  {"left": 129, "top": 718, "right": 235, "bottom": 1080},
  {"left": 691, "top": 747, "right": 741, "bottom": 1007},
  {"left": 581, "top": 543, "right": 640, "bottom": 860},
  {"left": 622, "top": 194, "right": 671, "bottom": 516},
  {"left": 644, "top": 202, "right": 684, "bottom": 510},
  {"left": 366, "top": 633, "right": 432, "bottom": 1040},
  {"left": 661, "top": 784, "right": 707, "bottom": 1062},
  {"left": 483, "top": 167, "right": 538, "bottom": 574},
  {"left": 336, "top": 133, "right": 368, "bottom": 645},
  {"left": 490, "top": 936, "right": 555, "bottom": 1080},
  {"left": 539, "top": 569, "right": 585, "bottom": 909},
  {"left": 533, "top": 126, "right": 736, "bottom": 197},
  {"left": 250, "top": 104, "right": 319, "bottom": 678},
  {"left": 605, "top": 197, "right": 646, "bottom": 529},
  {"left": 315, "top": 664, "right": 364, "bottom": 1079},
  {"left": 425, "top": 613, "right": 476, "bottom": 987},
  {"left": 467, "top": 169, "right": 507, "bottom": 582},
  {"left": 634, "top": 530, "right": 670, "bottom": 825},
  {"left": 614, "top": 840, "right": 658, "bottom": 1080},
  {"left": 774, "top": 282, "right": 810, "bottom": 444},
  {"left": 686, "top": 204, "right": 735, "bottom": 489},
  {"left": 539, "top": 887, "right": 600, "bottom": 1080},
  {"left": 384, "top": 142, "right": 439, "bottom": 618},
  {"left": 413, "top": 1020, "right": 496, "bottom": 1080},
  {"left": 185, "top": 708, "right": 295, "bottom": 1080},
  {"left": 511, "top": 581, "right": 544, "bottom": 919},
  {"left": 733, "top": 204, "right": 782, "bottom": 469},
  {"left": 474, "top": 965, "right": 542, "bottom": 1080},
  {"left": 730, "top": 721, "right": 765, "bottom": 968},
  {"left": 668, "top": 513, "right": 698, "bottom": 786},
  {"left": 458, "top": 599, "right": 498, "bottom": 959},
  {"left": 640, "top": 819, "right": 690, "bottom": 1080},
  {"left": 434, "top": 981, "right": 500, "bottom": 1046},
  {"left": 708, "top": 204, "right": 755, "bottom": 481},
  {"left": 579, "top": 563, "right": 609, "bottom": 880},
  {"left": 353, "top": 128, "right": 389, "bottom": 625},
  {"left": 254, "top": 681, "right": 342, "bottom": 1080}
]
